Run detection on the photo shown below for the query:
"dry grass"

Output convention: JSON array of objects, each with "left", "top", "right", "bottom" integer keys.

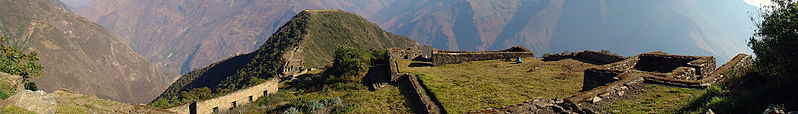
[{"left": 397, "top": 57, "right": 597, "bottom": 113}]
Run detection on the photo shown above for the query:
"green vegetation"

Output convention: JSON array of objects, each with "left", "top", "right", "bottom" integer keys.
[
  {"left": 150, "top": 9, "right": 416, "bottom": 108},
  {"left": 0, "top": 79, "right": 15, "bottom": 99},
  {"left": 0, "top": 104, "right": 35, "bottom": 114},
  {"left": 0, "top": 37, "right": 41, "bottom": 90},
  {"left": 675, "top": 0, "right": 798, "bottom": 113},
  {"left": 239, "top": 76, "right": 413, "bottom": 113},
  {"left": 397, "top": 58, "right": 597, "bottom": 113},
  {"left": 604, "top": 84, "right": 707, "bottom": 113},
  {"left": 299, "top": 10, "right": 415, "bottom": 68},
  {"left": 328, "top": 46, "right": 387, "bottom": 83},
  {"left": 748, "top": 0, "right": 798, "bottom": 77}
]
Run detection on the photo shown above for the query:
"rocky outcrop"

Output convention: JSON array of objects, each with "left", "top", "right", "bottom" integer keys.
[{"left": 5, "top": 90, "right": 56, "bottom": 114}]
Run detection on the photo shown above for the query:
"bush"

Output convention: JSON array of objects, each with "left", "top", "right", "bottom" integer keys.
[
  {"left": 0, "top": 37, "right": 42, "bottom": 90},
  {"left": 285, "top": 97, "right": 342, "bottom": 113},
  {"left": 283, "top": 107, "right": 300, "bottom": 114},
  {"left": 320, "top": 97, "right": 342, "bottom": 106},
  {"left": 749, "top": 0, "right": 798, "bottom": 77},
  {"left": 329, "top": 46, "right": 372, "bottom": 82}
]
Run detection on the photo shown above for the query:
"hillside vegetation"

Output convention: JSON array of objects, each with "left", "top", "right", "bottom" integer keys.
[{"left": 151, "top": 9, "right": 417, "bottom": 108}]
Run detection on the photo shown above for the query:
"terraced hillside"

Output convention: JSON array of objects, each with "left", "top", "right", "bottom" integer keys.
[
  {"left": 151, "top": 9, "right": 417, "bottom": 108},
  {"left": 0, "top": 0, "right": 176, "bottom": 104},
  {"left": 396, "top": 57, "right": 598, "bottom": 113}
]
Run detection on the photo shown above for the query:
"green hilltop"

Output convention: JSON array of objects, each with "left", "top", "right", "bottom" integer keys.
[{"left": 150, "top": 9, "right": 418, "bottom": 108}]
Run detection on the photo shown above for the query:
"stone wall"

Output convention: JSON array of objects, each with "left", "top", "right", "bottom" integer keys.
[
  {"left": 432, "top": 52, "right": 534, "bottom": 66},
  {"left": 398, "top": 73, "right": 442, "bottom": 114},
  {"left": 167, "top": 78, "right": 279, "bottom": 114},
  {"left": 432, "top": 46, "right": 534, "bottom": 66},
  {"left": 281, "top": 46, "right": 305, "bottom": 77},
  {"left": 634, "top": 53, "right": 715, "bottom": 75},
  {"left": 582, "top": 68, "right": 624, "bottom": 91},
  {"left": 389, "top": 48, "right": 423, "bottom": 60},
  {"left": 542, "top": 50, "right": 627, "bottom": 65}
]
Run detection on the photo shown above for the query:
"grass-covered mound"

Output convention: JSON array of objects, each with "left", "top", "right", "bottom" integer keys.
[
  {"left": 151, "top": 9, "right": 416, "bottom": 108},
  {"left": 397, "top": 57, "right": 597, "bottom": 113}
]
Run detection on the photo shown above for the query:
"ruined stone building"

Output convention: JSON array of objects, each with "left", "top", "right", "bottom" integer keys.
[{"left": 167, "top": 78, "right": 279, "bottom": 114}]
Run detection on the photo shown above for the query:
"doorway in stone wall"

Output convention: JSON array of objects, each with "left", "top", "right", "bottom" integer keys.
[{"left": 189, "top": 102, "right": 197, "bottom": 114}]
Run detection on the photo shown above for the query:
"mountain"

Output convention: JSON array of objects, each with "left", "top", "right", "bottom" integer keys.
[
  {"left": 69, "top": 0, "right": 398, "bottom": 74},
  {"left": 150, "top": 9, "right": 417, "bottom": 107},
  {"left": 371, "top": 0, "right": 564, "bottom": 52},
  {"left": 372, "top": 0, "right": 754, "bottom": 62},
  {"left": 67, "top": 0, "right": 754, "bottom": 70},
  {"left": 0, "top": 0, "right": 177, "bottom": 104}
]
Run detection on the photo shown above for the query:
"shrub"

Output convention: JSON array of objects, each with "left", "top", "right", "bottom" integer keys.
[
  {"left": 749, "top": 0, "right": 798, "bottom": 77},
  {"left": 0, "top": 37, "right": 42, "bottom": 90},
  {"left": 320, "top": 97, "right": 342, "bottom": 106},
  {"left": 329, "top": 46, "right": 372, "bottom": 82},
  {"left": 304, "top": 100, "right": 324, "bottom": 113},
  {"left": 283, "top": 107, "right": 300, "bottom": 114}
]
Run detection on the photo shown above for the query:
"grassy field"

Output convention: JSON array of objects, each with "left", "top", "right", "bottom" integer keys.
[
  {"left": 603, "top": 84, "right": 707, "bottom": 113},
  {"left": 397, "top": 57, "right": 597, "bottom": 113}
]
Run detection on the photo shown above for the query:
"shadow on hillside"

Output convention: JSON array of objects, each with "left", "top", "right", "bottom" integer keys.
[{"left": 182, "top": 52, "right": 256, "bottom": 90}]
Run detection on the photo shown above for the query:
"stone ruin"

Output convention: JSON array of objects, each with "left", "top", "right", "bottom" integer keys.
[
  {"left": 382, "top": 46, "right": 536, "bottom": 114},
  {"left": 281, "top": 46, "right": 307, "bottom": 78},
  {"left": 542, "top": 50, "right": 628, "bottom": 65},
  {"left": 470, "top": 51, "right": 752, "bottom": 114},
  {"left": 432, "top": 46, "right": 535, "bottom": 66}
]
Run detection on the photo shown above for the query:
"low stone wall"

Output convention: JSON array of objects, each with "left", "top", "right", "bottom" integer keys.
[
  {"left": 399, "top": 73, "right": 442, "bottom": 114},
  {"left": 389, "top": 48, "right": 423, "bottom": 60},
  {"left": 582, "top": 68, "right": 625, "bottom": 91},
  {"left": 634, "top": 53, "right": 715, "bottom": 75},
  {"left": 542, "top": 50, "right": 627, "bottom": 65},
  {"left": 432, "top": 52, "right": 534, "bottom": 66},
  {"left": 167, "top": 78, "right": 279, "bottom": 114}
]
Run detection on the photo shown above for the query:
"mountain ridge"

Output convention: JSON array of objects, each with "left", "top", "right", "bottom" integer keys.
[{"left": 150, "top": 9, "right": 417, "bottom": 108}]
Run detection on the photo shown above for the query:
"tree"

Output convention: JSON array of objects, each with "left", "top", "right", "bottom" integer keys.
[
  {"left": 0, "top": 37, "right": 42, "bottom": 90},
  {"left": 329, "top": 46, "right": 371, "bottom": 82},
  {"left": 749, "top": 0, "right": 798, "bottom": 77}
]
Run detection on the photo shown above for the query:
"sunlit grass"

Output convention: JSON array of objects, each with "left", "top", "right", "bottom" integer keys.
[
  {"left": 604, "top": 84, "right": 706, "bottom": 113},
  {"left": 397, "top": 57, "right": 596, "bottom": 113}
]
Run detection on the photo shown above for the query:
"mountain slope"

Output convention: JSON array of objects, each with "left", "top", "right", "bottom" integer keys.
[
  {"left": 151, "top": 9, "right": 417, "bottom": 107},
  {"left": 0, "top": 0, "right": 176, "bottom": 104},
  {"left": 70, "top": 0, "right": 397, "bottom": 74},
  {"left": 371, "top": 0, "right": 564, "bottom": 52}
]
